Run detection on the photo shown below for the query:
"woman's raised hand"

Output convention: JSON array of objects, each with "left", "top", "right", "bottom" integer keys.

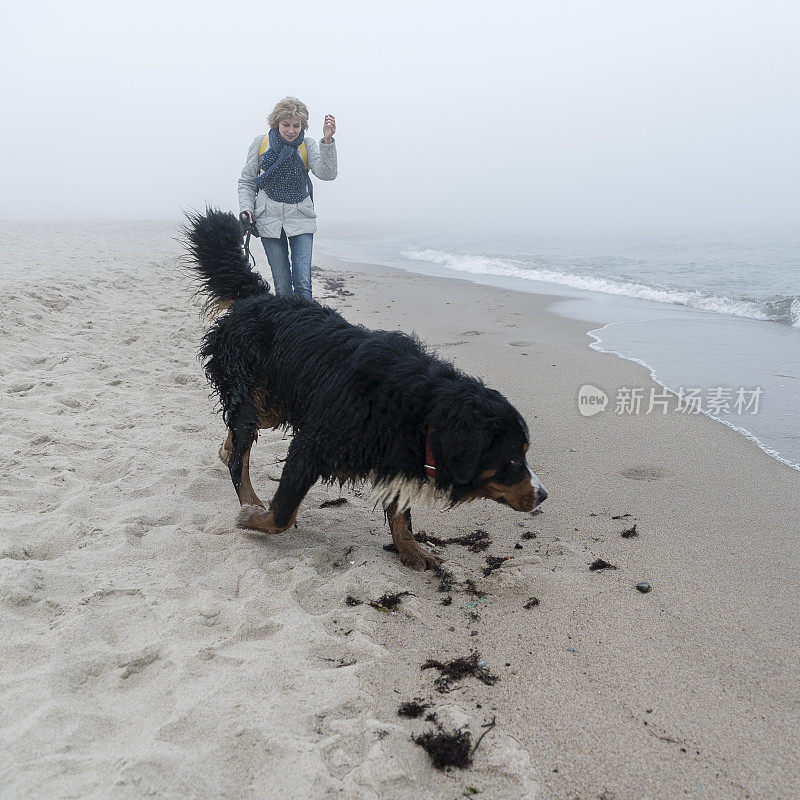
[{"left": 323, "top": 114, "right": 336, "bottom": 143}]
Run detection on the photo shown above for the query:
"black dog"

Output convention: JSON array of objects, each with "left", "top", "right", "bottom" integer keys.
[{"left": 182, "top": 209, "right": 547, "bottom": 570}]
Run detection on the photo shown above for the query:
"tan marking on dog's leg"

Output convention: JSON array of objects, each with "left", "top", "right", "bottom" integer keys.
[
  {"left": 218, "top": 431, "right": 232, "bottom": 465},
  {"left": 238, "top": 445, "right": 265, "bottom": 509},
  {"left": 386, "top": 500, "right": 442, "bottom": 572}
]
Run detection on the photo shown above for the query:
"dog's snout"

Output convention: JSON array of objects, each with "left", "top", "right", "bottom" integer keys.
[
  {"left": 537, "top": 486, "right": 548, "bottom": 502},
  {"left": 527, "top": 466, "right": 547, "bottom": 507}
]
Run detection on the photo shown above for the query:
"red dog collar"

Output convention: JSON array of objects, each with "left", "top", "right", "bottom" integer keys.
[{"left": 425, "top": 425, "right": 436, "bottom": 478}]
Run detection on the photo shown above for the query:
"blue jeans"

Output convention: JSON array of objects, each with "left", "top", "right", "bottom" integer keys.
[{"left": 261, "top": 231, "right": 313, "bottom": 301}]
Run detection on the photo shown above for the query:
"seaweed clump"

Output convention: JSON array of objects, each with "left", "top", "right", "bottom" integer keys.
[
  {"left": 320, "top": 497, "right": 348, "bottom": 508},
  {"left": 397, "top": 699, "right": 430, "bottom": 718},
  {"left": 435, "top": 566, "right": 485, "bottom": 599},
  {"left": 436, "top": 566, "right": 456, "bottom": 593},
  {"left": 421, "top": 652, "right": 498, "bottom": 692},
  {"left": 412, "top": 728, "right": 473, "bottom": 770},
  {"left": 455, "top": 529, "right": 491, "bottom": 552},
  {"left": 417, "top": 529, "right": 491, "bottom": 552},
  {"left": 589, "top": 558, "right": 617, "bottom": 571},
  {"left": 321, "top": 276, "right": 354, "bottom": 298},
  {"left": 368, "top": 591, "right": 410, "bottom": 612},
  {"left": 482, "top": 555, "right": 510, "bottom": 576}
]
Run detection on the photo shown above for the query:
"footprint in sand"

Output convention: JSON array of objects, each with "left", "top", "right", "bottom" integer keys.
[
  {"left": 122, "top": 522, "right": 148, "bottom": 544},
  {"left": 437, "top": 330, "right": 486, "bottom": 348},
  {"left": 0, "top": 545, "right": 36, "bottom": 561},
  {"left": 316, "top": 700, "right": 375, "bottom": 780},
  {"left": 55, "top": 395, "right": 83, "bottom": 410},
  {"left": 620, "top": 465, "right": 666, "bottom": 481},
  {"left": 2, "top": 565, "right": 45, "bottom": 604},
  {"left": 176, "top": 423, "right": 203, "bottom": 433},
  {"left": 222, "top": 619, "right": 283, "bottom": 645},
  {"left": 313, "top": 643, "right": 358, "bottom": 670},
  {"left": 117, "top": 645, "right": 160, "bottom": 679},
  {"left": 57, "top": 658, "right": 106, "bottom": 692},
  {"left": 7, "top": 382, "right": 36, "bottom": 394}
]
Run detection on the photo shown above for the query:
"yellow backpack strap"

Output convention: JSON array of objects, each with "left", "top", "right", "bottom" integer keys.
[{"left": 257, "top": 134, "right": 309, "bottom": 170}]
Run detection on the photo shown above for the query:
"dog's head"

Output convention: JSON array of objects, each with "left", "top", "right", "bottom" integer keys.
[{"left": 427, "top": 380, "right": 548, "bottom": 512}]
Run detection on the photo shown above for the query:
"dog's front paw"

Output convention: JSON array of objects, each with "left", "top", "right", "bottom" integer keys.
[
  {"left": 236, "top": 505, "right": 284, "bottom": 536},
  {"left": 399, "top": 543, "right": 443, "bottom": 572}
]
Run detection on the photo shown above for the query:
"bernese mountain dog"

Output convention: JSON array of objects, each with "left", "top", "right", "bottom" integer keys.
[{"left": 182, "top": 209, "right": 547, "bottom": 571}]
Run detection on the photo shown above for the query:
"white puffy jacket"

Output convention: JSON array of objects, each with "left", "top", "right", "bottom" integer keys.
[{"left": 238, "top": 135, "right": 338, "bottom": 238}]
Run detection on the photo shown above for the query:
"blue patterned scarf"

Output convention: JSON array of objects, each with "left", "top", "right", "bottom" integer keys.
[{"left": 255, "top": 128, "right": 312, "bottom": 203}]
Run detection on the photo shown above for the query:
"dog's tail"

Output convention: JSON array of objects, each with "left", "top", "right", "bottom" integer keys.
[{"left": 181, "top": 207, "right": 271, "bottom": 316}]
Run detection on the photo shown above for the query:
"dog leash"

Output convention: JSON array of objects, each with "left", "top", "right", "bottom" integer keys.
[
  {"left": 240, "top": 214, "right": 258, "bottom": 268},
  {"left": 243, "top": 227, "right": 257, "bottom": 268}
]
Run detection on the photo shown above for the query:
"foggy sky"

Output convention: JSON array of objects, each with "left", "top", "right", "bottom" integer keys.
[{"left": 2, "top": 0, "right": 799, "bottom": 232}]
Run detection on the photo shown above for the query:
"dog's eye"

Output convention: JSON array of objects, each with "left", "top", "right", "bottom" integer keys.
[{"left": 510, "top": 459, "right": 522, "bottom": 466}]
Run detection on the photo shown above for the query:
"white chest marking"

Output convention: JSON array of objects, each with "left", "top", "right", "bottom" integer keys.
[{"left": 367, "top": 472, "right": 450, "bottom": 512}]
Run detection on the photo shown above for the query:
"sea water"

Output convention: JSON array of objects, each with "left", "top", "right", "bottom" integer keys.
[{"left": 318, "top": 223, "right": 800, "bottom": 471}]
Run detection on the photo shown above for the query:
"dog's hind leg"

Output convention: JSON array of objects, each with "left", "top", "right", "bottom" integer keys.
[
  {"left": 237, "top": 433, "right": 318, "bottom": 536},
  {"left": 227, "top": 402, "right": 265, "bottom": 508},
  {"left": 237, "top": 444, "right": 265, "bottom": 508},
  {"left": 384, "top": 500, "right": 442, "bottom": 572}
]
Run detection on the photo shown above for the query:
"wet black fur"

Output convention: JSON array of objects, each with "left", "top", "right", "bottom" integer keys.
[{"left": 182, "top": 208, "right": 532, "bottom": 513}]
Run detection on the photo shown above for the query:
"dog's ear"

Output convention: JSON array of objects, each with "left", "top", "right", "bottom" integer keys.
[{"left": 434, "top": 420, "right": 491, "bottom": 485}]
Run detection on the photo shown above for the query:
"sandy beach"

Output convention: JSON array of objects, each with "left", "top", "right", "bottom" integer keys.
[{"left": 1, "top": 220, "right": 798, "bottom": 800}]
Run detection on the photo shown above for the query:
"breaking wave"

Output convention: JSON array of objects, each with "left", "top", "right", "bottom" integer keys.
[{"left": 402, "top": 248, "right": 800, "bottom": 328}]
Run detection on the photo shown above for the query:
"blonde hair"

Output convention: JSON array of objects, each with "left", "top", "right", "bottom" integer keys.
[{"left": 268, "top": 97, "right": 310, "bottom": 131}]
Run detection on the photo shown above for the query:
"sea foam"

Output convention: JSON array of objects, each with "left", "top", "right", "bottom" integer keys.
[{"left": 402, "top": 247, "right": 800, "bottom": 328}]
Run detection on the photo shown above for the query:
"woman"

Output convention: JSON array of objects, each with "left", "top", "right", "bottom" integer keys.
[{"left": 238, "top": 97, "right": 337, "bottom": 301}]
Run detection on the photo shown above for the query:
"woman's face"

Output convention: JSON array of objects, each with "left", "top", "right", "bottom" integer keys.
[{"left": 278, "top": 117, "right": 303, "bottom": 141}]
